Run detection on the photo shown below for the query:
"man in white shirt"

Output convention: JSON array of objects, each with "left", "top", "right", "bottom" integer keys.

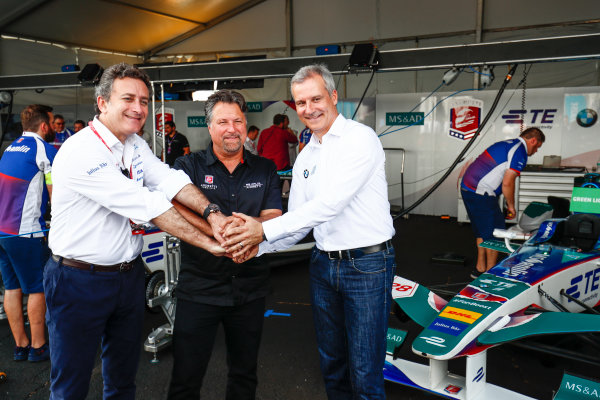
[
  {"left": 222, "top": 64, "right": 396, "bottom": 400},
  {"left": 45, "top": 63, "right": 228, "bottom": 400}
]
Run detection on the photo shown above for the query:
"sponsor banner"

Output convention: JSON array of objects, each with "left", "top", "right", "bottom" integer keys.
[
  {"left": 155, "top": 107, "right": 174, "bottom": 135},
  {"left": 187, "top": 116, "right": 207, "bottom": 128},
  {"left": 247, "top": 102, "right": 263, "bottom": 112},
  {"left": 449, "top": 98, "right": 482, "bottom": 140},
  {"left": 386, "top": 112, "right": 424, "bottom": 126},
  {"left": 439, "top": 306, "right": 482, "bottom": 324},
  {"left": 570, "top": 187, "right": 600, "bottom": 214}
]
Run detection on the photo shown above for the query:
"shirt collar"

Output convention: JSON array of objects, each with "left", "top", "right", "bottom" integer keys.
[
  {"left": 205, "top": 142, "right": 252, "bottom": 167},
  {"left": 92, "top": 116, "right": 123, "bottom": 150},
  {"left": 22, "top": 131, "right": 45, "bottom": 141}
]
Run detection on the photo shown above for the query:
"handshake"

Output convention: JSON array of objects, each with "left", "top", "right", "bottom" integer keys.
[{"left": 210, "top": 212, "right": 265, "bottom": 263}]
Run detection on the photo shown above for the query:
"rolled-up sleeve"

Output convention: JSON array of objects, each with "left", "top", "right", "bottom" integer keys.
[{"left": 137, "top": 140, "right": 192, "bottom": 201}]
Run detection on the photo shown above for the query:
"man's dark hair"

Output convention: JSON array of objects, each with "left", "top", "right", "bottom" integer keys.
[
  {"left": 520, "top": 127, "right": 545, "bottom": 143},
  {"left": 248, "top": 125, "right": 259, "bottom": 132},
  {"left": 74, "top": 119, "right": 85, "bottom": 125},
  {"left": 53, "top": 114, "right": 65, "bottom": 122},
  {"left": 273, "top": 114, "right": 285, "bottom": 126},
  {"left": 94, "top": 63, "right": 151, "bottom": 115},
  {"left": 205, "top": 89, "right": 247, "bottom": 126},
  {"left": 165, "top": 120, "right": 176, "bottom": 128},
  {"left": 21, "top": 104, "right": 53, "bottom": 132}
]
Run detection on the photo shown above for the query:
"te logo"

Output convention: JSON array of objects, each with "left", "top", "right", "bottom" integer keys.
[
  {"left": 565, "top": 267, "right": 600, "bottom": 301},
  {"left": 502, "top": 109, "right": 557, "bottom": 125}
]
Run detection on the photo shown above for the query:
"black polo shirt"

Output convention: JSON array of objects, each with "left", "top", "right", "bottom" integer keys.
[
  {"left": 165, "top": 131, "right": 190, "bottom": 166},
  {"left": 173, "top": 144, "right": 282, "bottom": 306}
]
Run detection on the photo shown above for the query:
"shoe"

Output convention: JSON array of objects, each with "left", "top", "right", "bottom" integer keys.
[
  {"left": 14, "top": 345, "right": 31, "bottom": 361},
  {"left": 470, "top": 269, "right": 484, "bottom": 279},
  {"left": 28, "top": 343, "right": 49, "bottom": 362}
]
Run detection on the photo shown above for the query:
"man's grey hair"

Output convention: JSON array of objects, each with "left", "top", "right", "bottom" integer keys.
[
  {"left": 94, "top": 63, "right": 151, "bottom": 115},
  {"left": 290, "top": 64, "right": 336, "bottom": 97},
  {"left": 205, "top": 89, "right": 247, "bottom": 126}
]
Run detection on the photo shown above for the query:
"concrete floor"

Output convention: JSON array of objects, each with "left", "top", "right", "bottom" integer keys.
[{"left": 0, "top": 215, "right": 598, "bottom": 399}]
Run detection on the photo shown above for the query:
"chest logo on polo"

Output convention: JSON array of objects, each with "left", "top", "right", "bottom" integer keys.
[
  {"left": 200, "top": 174, "right": 217, "bottom": 190},
  {"left": 244, "top": 182, "right": 263, "bottom": 189},
  {"left": 303, "top": 169, "right": 309, "bottom": 178}
]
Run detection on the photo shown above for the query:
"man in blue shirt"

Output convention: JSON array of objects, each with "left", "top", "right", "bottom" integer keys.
[
  {"left": 50, "top": 114, "right": 74, "bottom": 150},
  {"left": 460, "top": 127, "right": 545, "bottom": 277},
  {"left": 0, "top": 104, "right": 57, "bottom": 362}
]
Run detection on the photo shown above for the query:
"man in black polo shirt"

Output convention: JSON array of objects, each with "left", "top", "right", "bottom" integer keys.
[
  {"left": 167, "top": 89, "right": 282, "bottom": 400},
  {"left": 164, "top": 120, "right": 191, "bottom": 166}
]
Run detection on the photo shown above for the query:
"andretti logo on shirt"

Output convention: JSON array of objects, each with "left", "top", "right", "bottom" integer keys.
[{"left": 448, "top": 98, "right": 482, "bottom": 141}]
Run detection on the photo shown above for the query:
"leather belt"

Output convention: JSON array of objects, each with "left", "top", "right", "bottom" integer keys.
[
  {"left": 52, "top": 255, "right": 137, "bottom": 272},
  {"left": 319, "top": 240, "right": 392, "bottom": 260}
]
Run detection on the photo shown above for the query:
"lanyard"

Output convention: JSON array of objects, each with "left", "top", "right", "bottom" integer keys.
[
  {"left": 89, "top": 122, "right": 144, "bottom": 234},
  {"left": 89, "top": 121, "right": 131, "bottom": 178}
]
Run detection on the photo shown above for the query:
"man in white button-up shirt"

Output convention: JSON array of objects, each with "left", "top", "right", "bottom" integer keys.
[
  {"left": 44, "top": 63, "right": 228, "bottom": 400},
  {"left": 223, "top": 64, "right": 396, "bottom": 400}
]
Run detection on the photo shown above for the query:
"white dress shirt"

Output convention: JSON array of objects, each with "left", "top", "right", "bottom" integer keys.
[
  {"left": 260, "top": 114, "right": 395, "bottom": 254},
  {"left": 49, "top": 117, "right": 191, "bottom": 264}
]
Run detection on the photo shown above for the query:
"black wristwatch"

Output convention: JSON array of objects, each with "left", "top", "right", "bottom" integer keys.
[{"left": 203, "top": 203, "right": 221, "bottom": 220}]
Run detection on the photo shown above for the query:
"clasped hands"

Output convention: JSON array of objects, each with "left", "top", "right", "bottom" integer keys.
[{"left": 210, "top": 212, "right": 265, "bottom": 264}]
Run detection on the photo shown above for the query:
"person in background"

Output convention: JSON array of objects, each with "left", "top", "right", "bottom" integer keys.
[
  {"left": 298, "top": 125, "right": 312, "bottom": 152},
  {"left": 50, "top": 114, "right": 73, "bottom": 149},
  {"left": 73, "top": 120, "right": 86, "bottom": 133},
  {"left": 257, "top": 113, "right": 298, "bottom": 171},
  {"left": 221, "top": 64, "right": 396, "bottom": 400},
  {"left": 459, "top": 127, "right": 545, "bottom": 278},
  {"left": 0, "top": 104, "right": 57, "bottom": 363},
  {"left": 244, "top": 125, "right": 259, "bottom": 155},
  {"left": 164, "top": 120, "right": 191, "bottom": 166}
]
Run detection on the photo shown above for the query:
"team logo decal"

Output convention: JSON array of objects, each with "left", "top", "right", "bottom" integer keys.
[
  {"left": 459, "top": 286, "right": 508, "bottom": 303},
  {"left": 439, "top": 306, "right": 482, "bottom": 324},
  {"left": 576, "top": 109, "right": 598, "bottom": 127},
  {"left": 444, "top": 385, "right": 462, "bottom": 394},
  {"left": 449, "top": 98, "right": 483, "bottom": 140},
  {"left": 204, "top": 175, "right": 214, "bottom": 184}
]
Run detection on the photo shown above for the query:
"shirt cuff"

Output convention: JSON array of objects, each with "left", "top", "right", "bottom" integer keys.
[
  {"left": 157, "top": 169, "right": 192, "bottom": 201},
  {"left": 262, "top": 217, "right": 286, "bottom": 243}
]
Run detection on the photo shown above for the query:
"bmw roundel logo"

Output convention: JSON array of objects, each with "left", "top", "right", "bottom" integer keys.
[
  {"left": 576, "top": 108, "right": 597, "bottom": 127},
  {"left": 303, "top": 169, "right": 309, "bottom": 178}
]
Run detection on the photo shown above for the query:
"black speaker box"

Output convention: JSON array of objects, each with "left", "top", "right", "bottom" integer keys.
[
  {"left": 349, "top": 43, "right": 379, "bottom": 69},
  {"left": 78, "top": 64, "right": 104, "bottom": 86}
]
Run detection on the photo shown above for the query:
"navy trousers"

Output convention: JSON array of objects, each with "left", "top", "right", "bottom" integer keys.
[{"left": 44, "top": 256, "right": 145, "bottom": 400}]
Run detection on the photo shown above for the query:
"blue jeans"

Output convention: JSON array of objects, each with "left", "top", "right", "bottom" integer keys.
[{"left": 309, "top": 244, "right": 396, "bottom": 400}]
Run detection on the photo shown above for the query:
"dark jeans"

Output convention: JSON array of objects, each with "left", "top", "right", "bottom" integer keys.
[
  {"left": 44, "top": 255, "right": 145, "bottom": 400},
  {"left": 168, "top": 297, "right": 266, "bottom": 400},
  {"left": 310, "top": 245, "right": 396, "bottom": 400}
]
